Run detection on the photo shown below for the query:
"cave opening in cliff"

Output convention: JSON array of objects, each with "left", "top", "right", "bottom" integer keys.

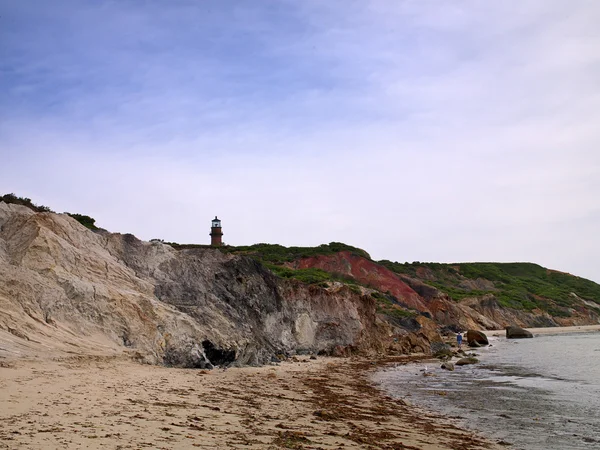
[{"left": 202, "top": 340, "right": 236, "bottom": 366}]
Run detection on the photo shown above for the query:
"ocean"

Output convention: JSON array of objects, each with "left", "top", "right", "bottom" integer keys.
[{"left": 373, "top": 331, "right": 600, "bottom": 449}]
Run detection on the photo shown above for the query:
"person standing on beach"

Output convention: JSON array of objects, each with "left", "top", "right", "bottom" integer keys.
[{"left": 457, "top": 332, "right": 463, "bottom": 349}]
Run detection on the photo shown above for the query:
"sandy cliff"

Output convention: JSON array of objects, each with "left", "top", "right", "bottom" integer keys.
[{"left": 0, "top": 203, "right": 405, "bottom": 366}]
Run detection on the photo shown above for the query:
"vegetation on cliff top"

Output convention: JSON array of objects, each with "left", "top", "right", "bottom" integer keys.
[
  {"left": 1, "top": 193, "right": 52, "bottom": 213},
  {"left": 65, "top": 213, "right": 99, "bottom": 231},
  {"left": 224, "top": 242, "right": 371, "bottom": 262},
  {"left": 1, "top": 193, "right": 100, "bottom": 231}
]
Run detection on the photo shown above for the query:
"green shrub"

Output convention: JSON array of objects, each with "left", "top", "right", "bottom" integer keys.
[
  {"left": 67, "top": 213, "right": 98, "bottom": 230},
  {"left": 1, "top": 193, "right": 52, "bottom": 213}
]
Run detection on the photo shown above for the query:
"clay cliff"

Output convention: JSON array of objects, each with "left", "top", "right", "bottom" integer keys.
[
  {"left": 289, "top": 252, "right": 600, "bottom": 330},
  {"left": 0, "top": 203, "right": 436, "bottom": 367}
]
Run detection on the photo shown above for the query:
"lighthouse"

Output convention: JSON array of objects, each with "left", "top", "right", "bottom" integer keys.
[{"left": 210, "top": 216, "right": 223, "bottom": 247}]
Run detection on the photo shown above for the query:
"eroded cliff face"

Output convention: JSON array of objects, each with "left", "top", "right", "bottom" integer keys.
[
  {"left": 10, "top": 201, "right": 590, "bottom": 368},
  {"left": 293, "top": 252, "right": 429, "bottom": 311},
  {"left": 0, "top": 203, "right": 401, "bottom": 367},
  {"left": 293, "top": 252, "right": 600, "bottom": 330}
]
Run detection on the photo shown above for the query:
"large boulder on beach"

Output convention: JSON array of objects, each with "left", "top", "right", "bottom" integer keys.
[
  {"left": 466, "top": 330, "right": 489, "bottom": 346},
  {"left": 505, "top": 326, "right": 533, "bottom": 339}
]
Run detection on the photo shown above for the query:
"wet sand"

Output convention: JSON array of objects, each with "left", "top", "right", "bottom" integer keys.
[{"left": 0, "top": 353, "right": 503, "bottom": 449}]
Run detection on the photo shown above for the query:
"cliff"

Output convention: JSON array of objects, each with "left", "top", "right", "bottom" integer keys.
[
  {"left": 286, "top": 251, "right": 600, "bottom": 330},
  {"left": 0, "top": 202, "right": 436, "bottom": 367},
  {"left": 3, "top": 196, "right": 598, "bottom": 369}
]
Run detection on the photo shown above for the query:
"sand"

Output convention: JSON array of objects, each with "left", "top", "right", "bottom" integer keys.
[
  {"left": 3, "top": 324, "right": 598, "bottom": 449},
  {"left": 0, "top": 352, "right": 504, "bottom": 450}
]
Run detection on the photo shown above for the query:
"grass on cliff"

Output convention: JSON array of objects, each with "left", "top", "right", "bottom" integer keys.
[
  {"left": 223, "top": 242, "right": 371, "bottom": 263},
  {"left": 379, "top": 260, "right": 600, "bottom": 315},
  {"left": 264, "top": 263, "right": 362, "bottom": 292},
  {"left": 161, "top": 241, "right": 368, "bottom": 290}
]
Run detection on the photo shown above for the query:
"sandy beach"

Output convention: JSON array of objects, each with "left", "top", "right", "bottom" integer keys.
[
  {"left": 3, "top": 325, "right": 598, "bottom": 449},
  {"left": 0, "top": 352, "right": 504, "bottom": 450}
]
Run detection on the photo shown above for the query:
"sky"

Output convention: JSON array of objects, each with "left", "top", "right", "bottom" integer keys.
[{"left": 1, "top": 1, "right": 599, "bottom": 282}]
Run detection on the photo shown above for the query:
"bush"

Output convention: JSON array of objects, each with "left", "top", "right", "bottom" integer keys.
[
  {"left": 1, "top": 193, "right": 52, "bottom": 213},
  {"left": 67, "top": 213, "right": 98, "bottom": 230}
]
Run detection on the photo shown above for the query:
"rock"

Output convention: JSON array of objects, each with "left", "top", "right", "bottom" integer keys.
[
  {"left": 440, "top": 362, "right": 455, "bottom": 371},
  {"left": 505, "top": 326, "right": 533, "bottom": 339},
  {"left": 432, "top": 342, "right": 453, "bottom": 359},
  {"left": 466, "top": 330, "right": 489, "bottom": 346},
  {"left": 455, "top": 357, "right": 479, "bottom": 366}
]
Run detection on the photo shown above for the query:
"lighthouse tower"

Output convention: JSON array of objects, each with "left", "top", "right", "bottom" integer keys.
[{"left": 210, "top": 216, "right": 223, "bottom": 247}]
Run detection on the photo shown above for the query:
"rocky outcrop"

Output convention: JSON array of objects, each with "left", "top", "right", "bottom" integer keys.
[
  {"left": 466, "top": 330, "right": 489, "bottom": 347},
  {"left": 427, "top": 297, "right": 502, "bottom": 330},
  {"left": 506, "top": 326, "right": 533, "bottom": 339},
  {"left": 0, "top": 203, "right": 391, "bottom": 367}
]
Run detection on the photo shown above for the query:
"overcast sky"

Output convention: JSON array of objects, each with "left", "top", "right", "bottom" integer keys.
[{"left": 1, "top": 1, "right": 599, "bottom": 282}]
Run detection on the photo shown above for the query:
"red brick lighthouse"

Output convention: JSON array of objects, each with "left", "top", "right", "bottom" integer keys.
[{"left": 210, "top": 216, "right": 223, "bottom": 247}]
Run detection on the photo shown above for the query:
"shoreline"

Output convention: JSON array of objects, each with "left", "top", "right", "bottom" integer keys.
[
  {"left": 483, "top": 324, "right": 600, "bottom": 338},
  {"left": 373, "top": 324, "right": 600, "bottom": 450},
  {"left": 0, "top": 353, "right": 504, "bottom": 449}
]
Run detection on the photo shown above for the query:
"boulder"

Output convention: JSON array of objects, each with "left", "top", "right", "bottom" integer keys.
[
  {"left": 466, "top": 330, "right": 489, "bottom": 346},
  {"left": 440, "top": 362, "right": 455, "bottom": 371},
  {"left": 506, "top": 326, "right": 533, "bottom": 339},
  {"left": 455, "top": 357, "right": 479, "bottom": 366}
]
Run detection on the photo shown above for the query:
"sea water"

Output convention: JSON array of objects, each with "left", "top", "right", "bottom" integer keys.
[{"left": 373, "top": 332, "right": 600, "bottom": 449}]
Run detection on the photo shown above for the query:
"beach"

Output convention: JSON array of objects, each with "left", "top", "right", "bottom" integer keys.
[
  {"left": 0, "top": 352, "right": 503, "bottom": 449},
  {"left": 374, "top": 325, "right": 600, "bottom": 450},
  {"left": 3, "top": 324, "right": 598, "bottom": 449}
]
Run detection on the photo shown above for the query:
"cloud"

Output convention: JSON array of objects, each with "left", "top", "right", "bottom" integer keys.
[{"left": 1, "top": 0, "right": 599, "bottom": 282}]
